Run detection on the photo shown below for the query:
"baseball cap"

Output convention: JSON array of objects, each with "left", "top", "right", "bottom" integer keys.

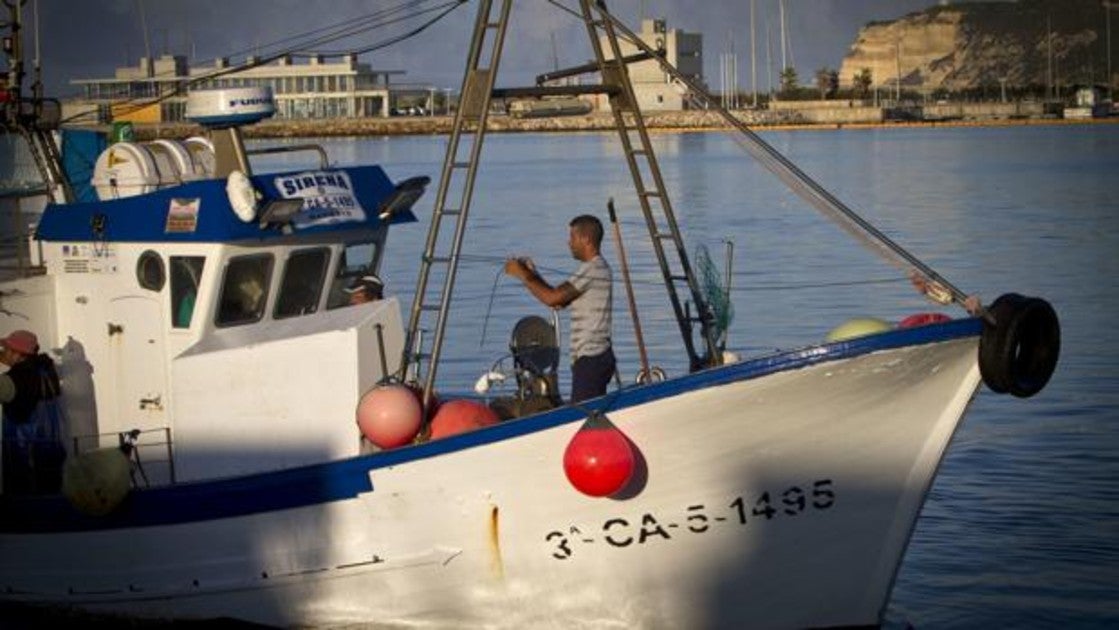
[
  {"left": 0, "top": 330, "right": 39, "bottom": 356},
  {"left": 343, "top": 274, "right": 384, "bottom": 295}
]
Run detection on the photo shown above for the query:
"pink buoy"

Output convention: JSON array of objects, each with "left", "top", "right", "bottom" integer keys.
[
  {"left": 356, "top": 384, "right": 422, "bottom": 449},
  {"left": 429, "top": 399, "right": 499, "bottom": 440},
  {"left": 563, "top": 413, "right": 636, "bottom": 498},
  {"left": 899, "top": 312, "right": 952, "bottom": 328}
]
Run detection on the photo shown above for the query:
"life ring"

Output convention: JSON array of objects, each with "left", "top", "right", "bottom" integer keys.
[{"left": 978, "top": 293, "right": 1060, "bottom": 398}]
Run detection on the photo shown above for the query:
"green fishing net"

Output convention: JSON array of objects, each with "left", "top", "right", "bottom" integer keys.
[{"left": 693, "top": 244, "right": 734, "bottom": 345}]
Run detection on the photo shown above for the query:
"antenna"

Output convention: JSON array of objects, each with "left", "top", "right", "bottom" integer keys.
[{"left": 32, "top": 0, "right": 42, "bottom": 101}]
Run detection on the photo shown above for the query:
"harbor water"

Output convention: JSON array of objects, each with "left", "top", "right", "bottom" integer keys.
[{"left": 313, "top": 123, "right": 1118, "bottom": 628}]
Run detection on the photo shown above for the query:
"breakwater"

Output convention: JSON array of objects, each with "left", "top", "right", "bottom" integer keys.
[{"left": 118, "top": 108, "right": 1114, "bottom": 141}]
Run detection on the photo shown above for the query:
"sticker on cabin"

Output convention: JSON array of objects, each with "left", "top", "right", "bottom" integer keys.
[
  {"left": 60, "top": 243, "right": 118, "bottom": 274},
  {"left": 165, "top": 198, "right": 201, "bottom": 233},
  {"left": 273, "top": 170, "right": 366, "bottom": 229}
]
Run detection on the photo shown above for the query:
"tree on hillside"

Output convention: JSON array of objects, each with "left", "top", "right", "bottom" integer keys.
[
  {"left": 779, "top": 67, "right": 799, "bottom": 97},
  {"left": 852, "top": 68, "right": 873, "bottom": 98},
  {"left": 815, "top": 67, "right": 839, "bottom": 99}
]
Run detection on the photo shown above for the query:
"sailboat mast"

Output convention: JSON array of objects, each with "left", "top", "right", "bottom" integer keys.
[
  {"left": 779, "top": 0, "right": 787, "bottom": 71},
  {"left": 750, "top": 0, "right": 758, "bottom": 107}
]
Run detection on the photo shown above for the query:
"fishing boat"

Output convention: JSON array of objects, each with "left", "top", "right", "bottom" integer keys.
[{"left": 0, "top": 1, "right": 1060, "bottom": 628}]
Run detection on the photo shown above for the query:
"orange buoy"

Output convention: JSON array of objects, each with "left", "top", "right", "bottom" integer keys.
[
  {"left": 899, "top": 312, "right": 952, "bottom": 328},
  {"left": 429, "top": 399, "right": 499, "bottom": 440},
  {"left": 563, "top": 413, "right": 636, "bottom": 498},
  {"left": 356, "top": 384, "right": 423, "bottom": 449}
]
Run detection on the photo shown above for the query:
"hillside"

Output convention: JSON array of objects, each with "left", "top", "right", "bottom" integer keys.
[{"left": 838, "top": 0, "right": 1114, "bottom": 92}]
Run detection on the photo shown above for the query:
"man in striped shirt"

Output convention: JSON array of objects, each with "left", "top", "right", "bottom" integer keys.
[{"left": 505, "top": 215, "right": 615, "bottom": 403}]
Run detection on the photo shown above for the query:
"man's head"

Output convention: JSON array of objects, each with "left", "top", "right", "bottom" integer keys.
[
  {"left": 344, "top": 274, "right": 384, "bottom": 305},
  {"left": 0, "top": 330, "right": 38, "bottom": 366},
  {"left": 568, "top": 214, "right": 604, "bottom": 261}
]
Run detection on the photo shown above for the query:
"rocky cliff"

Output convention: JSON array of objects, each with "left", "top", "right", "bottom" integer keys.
[{"left": 839, "top": 0, "right": 1114, "bottom": 91}]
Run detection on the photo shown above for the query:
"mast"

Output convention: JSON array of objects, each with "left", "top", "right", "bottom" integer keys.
[
  {"left": 895, "top": 40, "right": 902, "bottom": 101},
  {"left": 779, "top": 0, "right": 787, "bottom": 72},
  {"left": 750, "top": 0, "right": 757, "bottom": 107},
  {"left": 1047, "top": 13, "right": 1053, "bottom": 100},
  {"left": 1, "top": 0, "right": 74, "bottom": 205}
]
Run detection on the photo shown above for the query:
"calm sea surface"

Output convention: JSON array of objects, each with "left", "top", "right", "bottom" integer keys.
[{"left": 286, "top": 123, "right": 1118, "bottom": 628}]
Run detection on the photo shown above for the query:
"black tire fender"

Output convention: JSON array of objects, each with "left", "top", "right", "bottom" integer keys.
[{"left": 979, "top": 293, "right": 1060, "bottom": 398}]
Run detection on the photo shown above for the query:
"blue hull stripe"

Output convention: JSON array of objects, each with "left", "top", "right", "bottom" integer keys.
[{"left": 0, "top": 318, "right": 981, "bottom": 533}]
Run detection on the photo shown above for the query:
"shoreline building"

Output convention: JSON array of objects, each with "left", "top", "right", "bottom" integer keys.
[
  {"left": 64, "top": 54, "right": 434, "bottom": 124},
  {"left": 598, "top": 18, "right": 705, "bottom": 111}
]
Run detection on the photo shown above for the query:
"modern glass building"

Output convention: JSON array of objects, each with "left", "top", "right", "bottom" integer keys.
[{"left": 65, "top": 54, "right": 430, "bottom": 124}]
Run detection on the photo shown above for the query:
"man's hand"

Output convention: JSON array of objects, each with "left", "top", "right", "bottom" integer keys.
[{"left": 504, "top": 257, "right": 535, "bottom": 281}]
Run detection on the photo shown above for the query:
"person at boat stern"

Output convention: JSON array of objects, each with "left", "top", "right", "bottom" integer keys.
[
  {"left": 0, "top": 330, "right": 65, "bottom": 494},
  {"left": 505, "top": 215, "right": 615, "bottom": 403}
]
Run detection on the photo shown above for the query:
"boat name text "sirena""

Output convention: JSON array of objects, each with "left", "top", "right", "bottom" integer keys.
[
  {"left": 276, "top": 171, "right": 353, "bottom": 196},
  {"left": 544, "top": 478, "right": 836, "bottom": 559}
]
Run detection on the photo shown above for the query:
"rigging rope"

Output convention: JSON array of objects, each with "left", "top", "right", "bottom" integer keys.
[
  {"left": 538, "top": 1, "right": 983, "bottom": 318},
  {"left": 60, "top": 0, "right": 469, "bottom": 124},
  {"left": 455, "top": 254, "right": 908, "bottom": 294}
]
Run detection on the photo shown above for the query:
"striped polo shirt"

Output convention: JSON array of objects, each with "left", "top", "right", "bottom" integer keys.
[{"left": 566, "top": 254, "right": 612, "bottom": 360}]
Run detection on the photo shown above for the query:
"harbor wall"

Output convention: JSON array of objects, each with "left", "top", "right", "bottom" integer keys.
[{"left": 101, "top": 106, "right": 1111, "bottom": 141}]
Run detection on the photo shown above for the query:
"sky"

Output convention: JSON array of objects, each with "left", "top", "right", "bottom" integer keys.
[{"left": 17, "top": 0, "right": 947, "bottom": 97}]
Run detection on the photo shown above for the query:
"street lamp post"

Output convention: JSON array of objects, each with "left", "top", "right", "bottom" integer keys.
[{"left": 1107, "top": 1, "right": 1113, "bottom": 101}]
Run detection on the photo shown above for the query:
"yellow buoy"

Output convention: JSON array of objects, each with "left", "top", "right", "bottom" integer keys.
[
  {"left": 826, "top": 317, "right": 892, "bottom": 343},
  {"left": 62, "top": 448, "right": 132, "bottom": 516}
]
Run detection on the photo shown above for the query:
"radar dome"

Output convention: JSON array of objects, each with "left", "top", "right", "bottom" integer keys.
[{"left": 185, "top": 87, "right": 276, "bottom": 128}]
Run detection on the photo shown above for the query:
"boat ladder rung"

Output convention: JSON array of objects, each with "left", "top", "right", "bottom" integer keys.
[
  {"left": 419, "top": 303, "right": 443, "bottom": 313},
  {"left": 437, "top": 208, "right": 462, "bottom": 217},
  {"left": 424, "top": 255, "right": 453, "bottom": 264}
]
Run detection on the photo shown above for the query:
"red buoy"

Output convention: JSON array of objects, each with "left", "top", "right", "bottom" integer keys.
[
  {"left": 563, "top": 413, "right": 636, "bottom": 498},
  {"left": 356, "top": 384, "right": 422, "bottom": 449},
  {"left": 429, "top": 399, "right": 499, "bottom": 440},
  {"left": 899, "top": 312, "right": 952, "bottom": 328}
]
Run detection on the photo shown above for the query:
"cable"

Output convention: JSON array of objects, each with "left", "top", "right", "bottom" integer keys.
[{"left": 60, "top": 0, "right": 468, "bottom": 124}]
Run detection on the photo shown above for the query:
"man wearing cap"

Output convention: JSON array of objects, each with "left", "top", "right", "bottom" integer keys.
[
  {"left": 1, "top": 329, "right": 64, "bottom": 494},
  {"left": 345, "top": 274, "right": 384, "bottom": 305},
  {"left": 505, "top": 214, "right": 615, "bottom": 403}
]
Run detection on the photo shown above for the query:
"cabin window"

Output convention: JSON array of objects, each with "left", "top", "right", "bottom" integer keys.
[
  {"left": 170, "top": 256, "right": 206, "bottom": 328},
  {"left": 136, "top": 250, "right": 166, "bottom": 292},
  {"left": 274, "top": 248, "right": 329, "bottom": 319},
  {"left": 327, "top": 242, "right": 380, "bottom": 309},
  {"left": 216, "top": 254, "right": 273, "bottom": 327}
]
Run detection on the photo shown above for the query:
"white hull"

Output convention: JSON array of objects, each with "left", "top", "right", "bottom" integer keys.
[{"left": 2, "top": 332, "right": 981, "bottom": 628}]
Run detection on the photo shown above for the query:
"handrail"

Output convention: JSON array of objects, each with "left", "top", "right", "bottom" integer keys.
[{"left": 246, "top": 144, "right": 330, "bottom": 169}]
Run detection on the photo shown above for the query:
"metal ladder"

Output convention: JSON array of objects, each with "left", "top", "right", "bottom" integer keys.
[
  {"left": 400, "top": 0, "right": 513, "bottom": 411},
  {"left": 578, "top": 0, "right": 719, "bottom": 370},
  {"left": 402, "top": 0, "right": 723, "bottom": 414},
  {"left": 19, "top": 125, "right": 73, "bottom": 204}
]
